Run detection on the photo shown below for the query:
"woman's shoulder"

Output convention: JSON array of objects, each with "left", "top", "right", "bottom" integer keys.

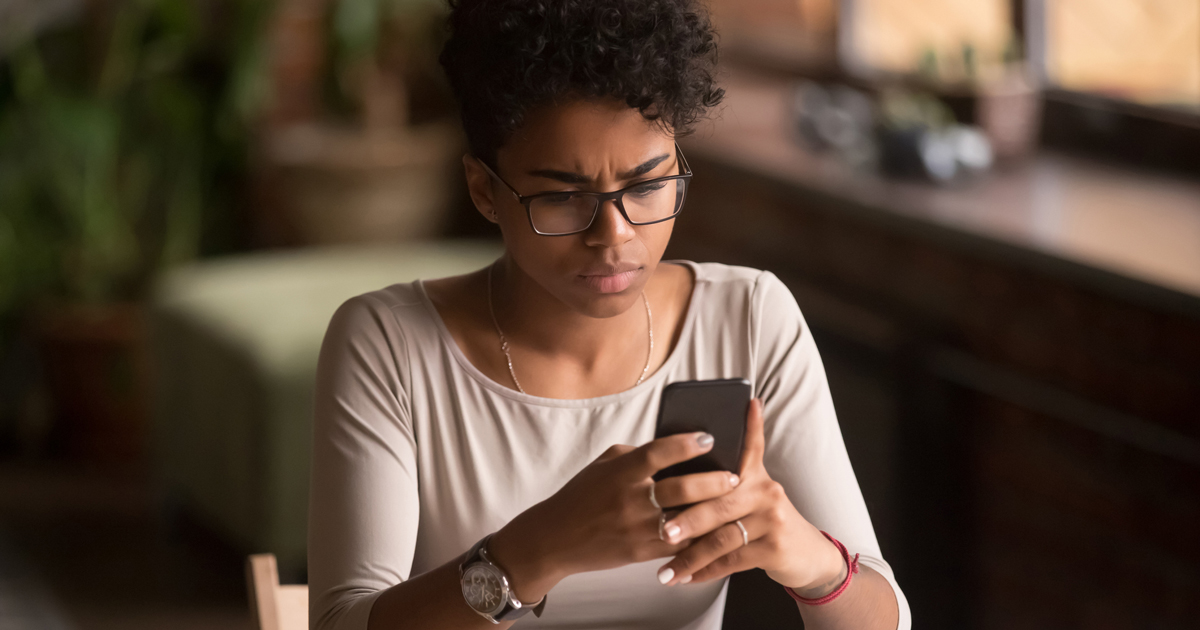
[
  {"left": 324, "top": 281, "right": 437, "bottom": 343},
  {"left": 681, "top": 261, "right": 791, "bottom": 306},
  {"left": 680, "top": 261, "right": 803, "bottom": 342}
]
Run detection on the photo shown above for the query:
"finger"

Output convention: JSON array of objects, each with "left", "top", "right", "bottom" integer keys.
[
  {"left": 652, "top": 470, "right": 740, "bottom": 510},
  {"left": 687, "top": 540, "right": 765, "bottom": 584},
  {"left": 596, "top": 443, "right": 636, "bottom": 463},
  {"left": 657, "top": 516, "right": 764, "bottom": 586},
  {"left": 620, "top": 432, "right": 714, "bottom": 482},
  {"left": 659, "top": 485, "right": 753, "bottom": 545},
  {"left": 739, "top": 399, "right": 766, "bottom": 477},
  {"left": 650, "top": 509, "right": 684, "bottom": 543},
  {"left": 638, "top": 511, "right": 692, "bottom": 561},
  {"left": 643, "top": 537, "right": 692, "bottom": 562}
]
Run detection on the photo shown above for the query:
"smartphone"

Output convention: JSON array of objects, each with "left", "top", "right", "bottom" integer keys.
[{"left": 652, "top": 378, "right": 752, "bottom": 484}]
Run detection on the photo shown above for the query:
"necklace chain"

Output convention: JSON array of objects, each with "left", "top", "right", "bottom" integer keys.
[{"left": 487, "top": 263, "right": 653, "bottom": 395}]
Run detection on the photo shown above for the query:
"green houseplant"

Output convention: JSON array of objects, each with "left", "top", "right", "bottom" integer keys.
[{"left": 0, "top": 0, "right": 269, "bottom": 461}]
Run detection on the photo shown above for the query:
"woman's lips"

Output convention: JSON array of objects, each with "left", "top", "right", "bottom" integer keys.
[{"left": 578, "top": 268, "right": 641, "bottom": 294}]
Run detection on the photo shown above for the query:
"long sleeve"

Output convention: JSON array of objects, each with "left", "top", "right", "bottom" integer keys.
[
  {"left": 309, "top": 294, "right": 418, "bottom": 630},
  {"left": 749, "top": 271, "right": 912, "bottom": 630}
]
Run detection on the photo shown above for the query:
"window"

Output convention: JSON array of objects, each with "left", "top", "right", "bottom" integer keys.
[
  {"left": 1040, "top": 0, "right": 1200, "bottom": 109},
  {"left": 842, "top": 0, "right": 1014, "bottom": 81}
]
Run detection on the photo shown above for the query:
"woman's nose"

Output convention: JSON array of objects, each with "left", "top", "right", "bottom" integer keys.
[{"left": 583, "top": 198, "right": 636, "bottom": 247}]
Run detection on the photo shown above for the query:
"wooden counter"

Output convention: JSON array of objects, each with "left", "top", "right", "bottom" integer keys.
[
  {"left": 674, "top": 72, "right": 1200, "bottom": 630},
  {"left": 687, "top": 73, "right": 1200, "bottom": 314}
]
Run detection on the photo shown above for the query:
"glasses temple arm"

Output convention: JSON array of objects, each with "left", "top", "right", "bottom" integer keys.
[
  {"left": 675, "top": 142, "right": 692, "bottom": 175},
  {"left": 476, "top": 156, "right": 525, "bottom": 202}
]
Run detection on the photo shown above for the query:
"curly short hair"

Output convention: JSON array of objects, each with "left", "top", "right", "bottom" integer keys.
[{"left": 439, "top": 0, "right": 724, "bottom": 167}]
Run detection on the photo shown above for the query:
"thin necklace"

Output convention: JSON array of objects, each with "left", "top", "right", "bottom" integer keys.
[{"left": 487, "top": 263, "right": 653, "bottom": 395}]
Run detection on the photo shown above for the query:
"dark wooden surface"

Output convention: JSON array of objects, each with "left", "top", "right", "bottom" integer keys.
[{"left": 697, "top": 70, "right": 1200, "bottom": 630}]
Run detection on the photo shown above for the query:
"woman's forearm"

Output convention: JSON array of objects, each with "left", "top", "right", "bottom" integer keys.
[
  {"left": 366, "top": 553, "right": 501, "bottom": 630},
  {"left": 795, "top": 565, "right": 899, "bottom": 630},
  {"left": 365, "top": 519, "right": 565, "bottom": 630}
]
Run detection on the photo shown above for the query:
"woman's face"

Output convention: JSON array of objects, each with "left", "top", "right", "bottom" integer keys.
[{"left": 467, "top": 98, "right": 680, "bottom": 319}]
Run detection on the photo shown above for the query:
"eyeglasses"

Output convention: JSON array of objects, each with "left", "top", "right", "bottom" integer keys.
[{"left": 477, "top": 143, "right": 692, "bottom": 236}]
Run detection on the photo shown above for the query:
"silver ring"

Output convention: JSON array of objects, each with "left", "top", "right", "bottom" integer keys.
[
  {"left": 735, "top": 520, "right": 748, "bottom": 547},
  {"left": 648, "top": 483, "right": 661, "bottom": 510},
  {"left": 658, "top": 512, "right": 669, "bottom": 540}
]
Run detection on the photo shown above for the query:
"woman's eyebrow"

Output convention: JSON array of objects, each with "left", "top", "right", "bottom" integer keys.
[
  {"left": 617, "top": 154, "right": 671, "bottom": 179},
  {"left": 527, "top": 153, "right": 671, "bottom": 184}
]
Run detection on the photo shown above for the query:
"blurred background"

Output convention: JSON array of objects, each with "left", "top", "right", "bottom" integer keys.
[{"left": 0, "top": 1, "right": 1197, "bottom": 629}]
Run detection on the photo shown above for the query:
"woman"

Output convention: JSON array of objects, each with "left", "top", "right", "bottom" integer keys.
[{"left": 308, "top": 1, "right": 910, "bottom": 628}]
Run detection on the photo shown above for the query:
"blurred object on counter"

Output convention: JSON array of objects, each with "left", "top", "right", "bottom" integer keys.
[
  {"left": 252, "top": 0, "right": 462, "bottom": 247},
  {"left": 793, "top": 81, "right": 877, "bottom": 169},
  {"left": 975, "top": 70, "right": 1042, "bottom": 161},
  {"left": 936, "top": 39, "right": 1042, "bottom": 163},
  {"left": 792, "top": 80, "right": 993, "bottom": 183},
  {"left": 0, "top": 0, "right": 266, "bottom": 464},
  {"left": 878, "top": 88, "right": 993, "bottom": 182}
]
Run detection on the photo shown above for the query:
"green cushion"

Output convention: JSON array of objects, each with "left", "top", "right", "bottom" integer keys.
[{"left": 150, "top": 241, "right": 503, "bottom": 569}]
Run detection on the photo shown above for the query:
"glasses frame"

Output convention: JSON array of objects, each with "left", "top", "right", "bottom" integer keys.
[{"left": 477, "top": 142, "right": 693, "bottom": 236}]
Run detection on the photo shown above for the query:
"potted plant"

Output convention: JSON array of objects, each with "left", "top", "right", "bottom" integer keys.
[
  {"left": 913, "top": 39, "right": 1043, "bottom": 163},
  {"left": 253, "top": 0, "right": 463, "bottom": 246},
  {"left": 0, "top": 0, "right": 262, "bottom": 464}
]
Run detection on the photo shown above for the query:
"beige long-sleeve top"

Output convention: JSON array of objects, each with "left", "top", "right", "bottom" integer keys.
[{"left": 308, "top": 261, "right": 912, "bottom": 630}]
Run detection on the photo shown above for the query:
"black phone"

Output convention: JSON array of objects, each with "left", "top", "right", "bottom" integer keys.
[{"left": 652, "top": 378, "right": 751, "bottom": 484}]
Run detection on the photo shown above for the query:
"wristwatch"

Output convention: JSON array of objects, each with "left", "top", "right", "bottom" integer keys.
[{"left": 459, "top": 533, "right": 547, "bottom": 624}]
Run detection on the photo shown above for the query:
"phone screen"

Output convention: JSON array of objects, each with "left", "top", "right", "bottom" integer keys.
[{"left": 652, "top": 378, "right": 751, "bottom": 483}]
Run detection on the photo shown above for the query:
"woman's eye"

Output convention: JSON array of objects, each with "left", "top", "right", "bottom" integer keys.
[
  {"left": 542, "top": 192, "right": 576, "bottom": 204},
  {"left": 630, "top": 182, "right": 667, "bottom": 196}
]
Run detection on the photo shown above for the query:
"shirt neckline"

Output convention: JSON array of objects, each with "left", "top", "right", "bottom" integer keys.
[{"left": 415, "top": 260, "right": 702, "bottom": 409}]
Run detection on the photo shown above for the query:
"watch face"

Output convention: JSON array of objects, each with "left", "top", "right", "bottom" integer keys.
[{"left": 462, "top": 564, "right": 508, "bottom": 616}]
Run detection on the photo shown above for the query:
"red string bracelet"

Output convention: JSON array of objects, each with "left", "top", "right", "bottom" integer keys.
[{"left": 783, "top": 531, "right": 860, "bottom": 606}]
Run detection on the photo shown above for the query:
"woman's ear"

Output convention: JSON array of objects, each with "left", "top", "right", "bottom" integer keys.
[{"left": 462, "top": 154, "right": 500, "bottom": 223}]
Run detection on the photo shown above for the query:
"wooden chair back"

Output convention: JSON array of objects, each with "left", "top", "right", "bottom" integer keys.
[{"left": 246, "top": 554, "right": 308, "bottom": 630}]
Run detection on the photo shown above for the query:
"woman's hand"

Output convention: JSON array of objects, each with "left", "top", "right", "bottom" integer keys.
[
  {"left": 488, "top": 430, "right": 741, "bottom": 601},
  {"left": 651, "top": 399, "right": 847, "bottom": 596}
]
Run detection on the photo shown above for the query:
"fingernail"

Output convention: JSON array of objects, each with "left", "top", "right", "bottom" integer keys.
[
  {"left": 729, "top": 474, "right": 740, "bottom": 487},
  {"left": 665, "top": 522, "right": 681, "bottom": 541},
  {"left": 696, "top": 433, "right": 714, "bottom": 448},
  {"left": 679, "top": 574, "right": 692, "bottom": 584},
  {"left": 658, "top": 566, "right": 674, "bottom": 585}
]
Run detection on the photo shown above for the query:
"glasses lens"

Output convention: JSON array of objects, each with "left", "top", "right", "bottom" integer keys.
[
  {"left": 527, "top": 178, "right": 688, "bottom": 234},
  {"left": 528, "top": 192, "right": 599, "bottom": 234},
  {"left": 623, "top": 178, "right": 686, "bottom": 224}
]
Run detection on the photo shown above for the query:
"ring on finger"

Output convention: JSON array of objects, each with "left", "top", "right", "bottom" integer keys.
[
  {"left": 658, "top": 512, "right": 668, "bottom": 540},
  {"left": 734, "top": 519, "right": 749, "bottom": 547},
  {"left": 648, "top": 483, "right": 661, "bottom": 510}
]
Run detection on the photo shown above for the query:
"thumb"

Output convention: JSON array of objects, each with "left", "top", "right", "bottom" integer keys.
[
  {"left": 595, "top": 443, "right": 636, "bottom": 463},
  {"left": 739, "top": 398, "right": 765, "bottom": 476}
]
